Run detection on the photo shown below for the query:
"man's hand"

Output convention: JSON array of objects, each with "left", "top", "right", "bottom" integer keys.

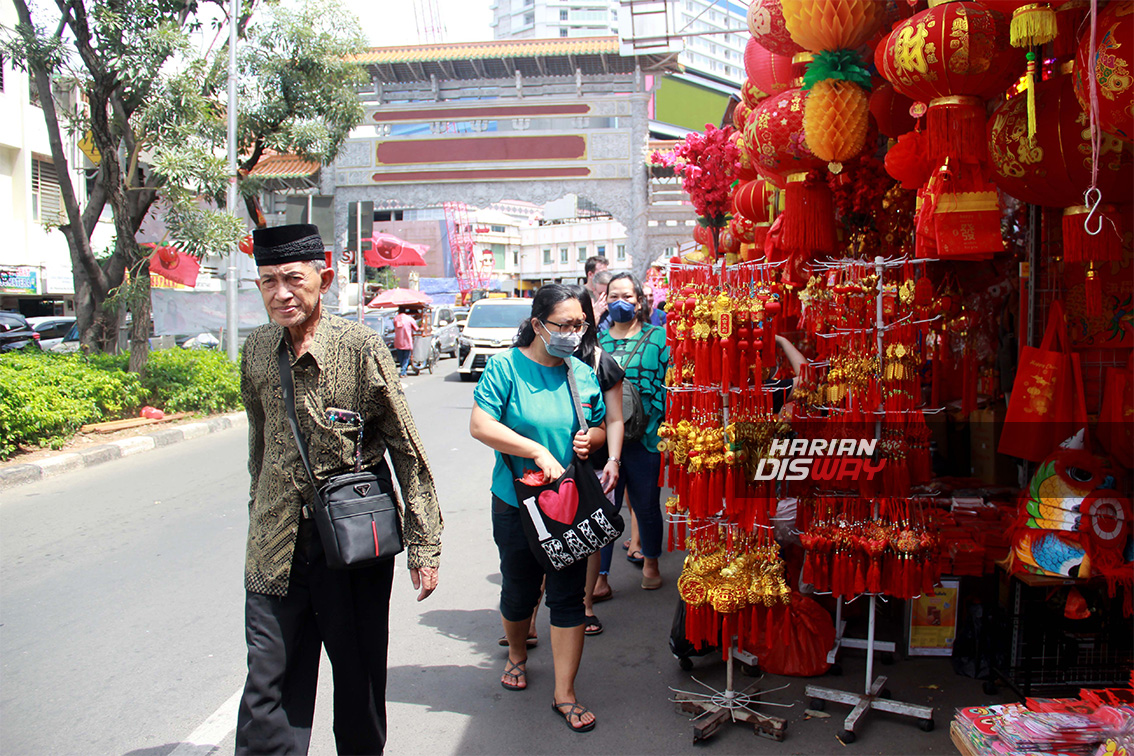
[
  {"left": 593, "top": 292, "right": 607, "bottom": 319},
  {"left": 410, "top": 566, "right": 438, "bottom": 602}
]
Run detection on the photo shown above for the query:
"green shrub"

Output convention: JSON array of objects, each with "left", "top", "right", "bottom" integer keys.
[
  {"left": 0, "top": 350, "right": 147, "bottom": 458},
  {"left": 0, "top": 347, "right": 243, "bottom": 459},
  {"left": 142, "top": 349, "right": 242, "bottom": 414}
]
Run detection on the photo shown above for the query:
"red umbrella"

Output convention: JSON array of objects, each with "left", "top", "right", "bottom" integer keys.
[
  {"left": 363, "top": 233, "right": 428, "bottom": 268},
  {"left": 367, "top": 288, "right": 432, "bottom": 307}
]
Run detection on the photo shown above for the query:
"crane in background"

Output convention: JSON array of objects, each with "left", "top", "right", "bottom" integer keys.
[{"left": 413, "top": 0, "right": 445, "bottom": 44}]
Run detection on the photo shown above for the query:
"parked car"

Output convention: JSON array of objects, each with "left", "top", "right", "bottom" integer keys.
[
  {"left": 27, "top": 316, "right": 76, "bottom": 351},
  {"left": 362, "top": 309, "right": 397, "bottom": 350},
  {"left": 0, "top": 311, "right": 40, "bottom": 352},
  {"left": 431, "top": 306, "right": 460, "bottom": 359},
  {"left": 456, "top": 298, "right": 531, "bottom": 382},
  {"left": 452, "top": 307, "right": 469, "bottom": 331}
]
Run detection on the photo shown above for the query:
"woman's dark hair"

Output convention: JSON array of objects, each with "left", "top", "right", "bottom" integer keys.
[
  {"left": 605, "top": 271, "right": 651, "bottom": 325},
  {"left": 568, "top": 284, "right": 600, "bottom": 365},
  {"left": 514, "top": 283, "right": 581, "bottom": 347}
]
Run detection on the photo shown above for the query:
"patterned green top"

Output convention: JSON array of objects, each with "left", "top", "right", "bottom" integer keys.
[
  {"left": 240, "top": 314, "right": 443, "bottom": 596},
  {"left": 599, "top": 323, "right": 669, "bottom": 453}
]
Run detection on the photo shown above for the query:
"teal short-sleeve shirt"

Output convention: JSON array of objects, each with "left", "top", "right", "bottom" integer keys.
[{"left": 473, "top": 347, "right": 606, "bottom": 507}]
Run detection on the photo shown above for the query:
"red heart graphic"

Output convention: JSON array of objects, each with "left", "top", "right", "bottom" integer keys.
[{"left": 538, "top": 479, "right": 579, "bottom": 525}]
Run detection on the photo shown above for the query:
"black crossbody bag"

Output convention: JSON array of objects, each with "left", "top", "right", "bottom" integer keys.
[{"left": 278, "top": 340, "right": 404, "bottom": 569}]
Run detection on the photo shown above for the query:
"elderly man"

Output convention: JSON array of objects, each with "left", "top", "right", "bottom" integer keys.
[
  {"left": 236, "top": 224, "right": 442, "bottom": 755},
  {"left": 584, "top": 255, "right": 609, "bottom": 319}
]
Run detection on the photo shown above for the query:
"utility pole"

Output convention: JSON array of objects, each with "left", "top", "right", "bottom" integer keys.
[{"left": 225, "top": 0, "right": 240, "bottom": 361}]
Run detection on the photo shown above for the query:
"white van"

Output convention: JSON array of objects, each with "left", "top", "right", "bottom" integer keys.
[{"left": 456, "top": 298, "right": 532, "bottom": 382}]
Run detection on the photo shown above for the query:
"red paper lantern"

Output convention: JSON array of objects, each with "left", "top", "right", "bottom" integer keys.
[
  {"left": 1073, "top": 1, "right": 1134, "bottom": 143},
  {"left": 869, "top": 81, "right": 918, "bottom": 138},
  {"left": 746, "top": 87, "right": 837, "bottom": 256},
  {"left": 157, "top": 245, "right": 179, "bottom": 268},
  {"left": 733, "top": 100, "right": 753, "bottom": 131},
  {"left": 877, "top": 3, "right": 1026, "bottom": 165},
  {"left": 693, "top": 224, "right": 714, "bottom": 247},
  {"left": 732, "top": 179, "right": 771, "bottom": 223},
  {"left": 745, "top": 38, "right": 796, "bottom": 95},
  {"left": 1054, "top": 0, "right": 1088, "bottom": 61},
  {"left": 731, "top": 215, "right": 758, "bottom": 244},
  {"left": 742, "top": 80, "right": 764, "bottom": 109},
  {"left": 989, "top": 71, "right": 1133, "bottom": 260},
  {"left": 747, "top": 0, "right": 805, "bottom": 58}
]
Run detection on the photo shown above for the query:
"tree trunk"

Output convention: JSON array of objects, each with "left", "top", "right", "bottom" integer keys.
[{"left": 128, "top": 262, "right": 151, "bottom": 375}]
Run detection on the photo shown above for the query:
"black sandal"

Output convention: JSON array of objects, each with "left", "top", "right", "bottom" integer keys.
[
  {"left": 626, "top": 549, "right": 645, "bottom": 567},
  {"left": 501, "top": 658, "right": 527, "bottom": 691},
  {"left": 552, "top": 701, "right": 596, "bottom": 732},
  {"left": 584, "top": 614, "right": 603, "bottom": 636}
]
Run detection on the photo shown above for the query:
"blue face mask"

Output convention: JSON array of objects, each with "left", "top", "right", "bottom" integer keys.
[{"left": 608, "top": 299, "right": 637, "bottom": 323}]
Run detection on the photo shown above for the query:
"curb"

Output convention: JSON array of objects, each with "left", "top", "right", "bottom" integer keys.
[{"left": 0, "top": 412, "right": 247, "bottom": 491}]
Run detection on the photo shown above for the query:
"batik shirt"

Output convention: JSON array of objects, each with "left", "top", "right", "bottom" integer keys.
[{"left": 240, "top": 314, "right": 443, "bottom": 596}]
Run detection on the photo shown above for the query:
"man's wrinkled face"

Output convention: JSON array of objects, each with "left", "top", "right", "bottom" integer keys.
[{"left": 255, "top": 262, "right": 332, "bottom": 329}]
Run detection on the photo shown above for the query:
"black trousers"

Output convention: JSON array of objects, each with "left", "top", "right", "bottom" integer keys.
[{"left": 235, "top": 521, "right": 396, "bottom": 755}]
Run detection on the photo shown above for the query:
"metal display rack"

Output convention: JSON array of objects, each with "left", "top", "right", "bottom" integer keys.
[{"left": 802, "top": 257, "right": 936, "bottom": 743}]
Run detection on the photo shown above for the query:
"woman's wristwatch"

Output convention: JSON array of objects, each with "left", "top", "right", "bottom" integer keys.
[{"left": 607, "top": 458, "right": 621, "bottom": 466}]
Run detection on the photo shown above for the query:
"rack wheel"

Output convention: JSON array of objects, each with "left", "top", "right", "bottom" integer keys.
[
  {"left": 679, "top": 657, "right": 694, "bottom": 671},
  {"left": 809, "top": 698, "right": 826, "bottom": 711},
  {"left": 880, "top": 652, "right": 895, "bottom": 665},
  {"left": 827, "top": 663, "right": 843, "bottom": 676},
  {"left": 879, "top": 688, "right": 892, "bottom": 699},
  {"left": 740, "top": 662, "right": 760, "bottom": 677},
  {"left": 919, "top": 717, "right": 935, "bottom": 732},
  {"left": 839, "top": 730, "right": 856, "bottom": 744},
  {"left": 983, "top": 681, "right": 998, "bottom": 695}
]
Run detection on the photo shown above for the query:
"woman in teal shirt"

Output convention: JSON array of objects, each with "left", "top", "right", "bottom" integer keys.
[
  {"left": 598, "top": 272, "right": 670, "bottom": 590},
  {"left": 470, "top": 284, "right": 606, "bottom": 733}
]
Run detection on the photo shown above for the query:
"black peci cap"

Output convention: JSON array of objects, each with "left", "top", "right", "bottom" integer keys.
[{"left": 252, "top": 223, "right": 324, "bottom": 266}]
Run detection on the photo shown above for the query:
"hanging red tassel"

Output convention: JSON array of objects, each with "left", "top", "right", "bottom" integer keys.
[
  {"left": 1084, "top": 262, "right": 1104, "bottom": 316},
  {"left": 927, "top": 97, "right": 988, "bottom": 167},
  {"left": 1063, "top": 205, "right": 1124, "bottom": 263},
  {"left": 867, "top": 557, "right": 882, "bottom": 593},
  {"left": 782, "top": 171, "right": 837, "bottom": 256}
]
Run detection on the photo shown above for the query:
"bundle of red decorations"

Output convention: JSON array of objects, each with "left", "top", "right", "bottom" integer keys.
[
  {"left": 656, "top": 124, "right": 741, "bottom": 244},
  {"left": 798, "top": 497, "right": 942, "bottom": 600}
]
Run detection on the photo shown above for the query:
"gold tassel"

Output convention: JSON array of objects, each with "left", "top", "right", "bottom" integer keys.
[
  {"left": 1024, "top": 52, "right": 1038, "bottom": 140},
  {"left": 1011, "top": 4, "right": 1058, "bottom": 48}
]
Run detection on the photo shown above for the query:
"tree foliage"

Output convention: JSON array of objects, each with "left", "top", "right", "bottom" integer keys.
[{"left": 3, "top": 0, "right": 366, "bottom": 371}]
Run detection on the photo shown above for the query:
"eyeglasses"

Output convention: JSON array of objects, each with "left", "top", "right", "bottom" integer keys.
[{"left": 542, "top": 319, "right": 590, "bottom": 334}]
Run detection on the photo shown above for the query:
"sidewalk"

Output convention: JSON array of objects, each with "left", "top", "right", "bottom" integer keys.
[{"left": 0, "top": 412, "right": 246, "bottom": 490}]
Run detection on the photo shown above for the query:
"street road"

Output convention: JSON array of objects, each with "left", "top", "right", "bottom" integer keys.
[{"left": 1, "top": 357, "right": 988, "bottom": 755}]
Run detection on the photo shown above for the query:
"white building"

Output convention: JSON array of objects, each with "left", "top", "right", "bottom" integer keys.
[
  {"left": 491, "top": 0, "right": 748, "bottom": 83},
  {"left": 474, "top": 196, "right": 633, "bottom": 294},
  {"left": 0, "top": 12, "right": 105, "bottom": 316}
]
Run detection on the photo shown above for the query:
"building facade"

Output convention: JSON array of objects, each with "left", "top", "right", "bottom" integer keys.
[
  {"left": 492, "top": 0, "right": 748, "bottom": 84},
  {"left": 0, "top": 10, "right": 106, "bottom": 316}
]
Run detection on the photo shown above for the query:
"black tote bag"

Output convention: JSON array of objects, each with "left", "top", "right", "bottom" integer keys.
[{"left": 509, "top": 364, "right": 624, "bottom": 572}]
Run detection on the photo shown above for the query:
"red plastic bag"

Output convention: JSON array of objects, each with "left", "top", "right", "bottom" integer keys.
[{"left": 753, "top": 593, "right": 835, "bottom": 677}]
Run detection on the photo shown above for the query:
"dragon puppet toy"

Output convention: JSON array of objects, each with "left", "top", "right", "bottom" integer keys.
[{"left": 1004, "top": 430, "right": 1133, "bottom": 615}]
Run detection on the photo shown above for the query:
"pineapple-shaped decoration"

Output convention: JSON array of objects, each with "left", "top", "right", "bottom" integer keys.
[
  {"left": 781, "top": 0, "right": 883, "bottom": 172},
  {"left": 801, "top": 52, "right": 873, "bottom": 172}
]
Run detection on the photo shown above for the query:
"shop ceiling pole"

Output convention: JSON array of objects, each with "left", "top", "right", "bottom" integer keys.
[{"left": 224, "top": 0, "right": 239, "bottom": 362}]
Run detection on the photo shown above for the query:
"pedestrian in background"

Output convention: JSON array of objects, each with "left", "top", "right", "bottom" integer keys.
[
  {"left": 469, "top": 283, "right": 606, "bottom": 733},
  {"left": 584, "top": 255, "right": 610, "bottom": 321},
  {"left": 599, "top": 272, "right": 670, "bottom": 591},
  {"left": 392, "top": 306, "right": 419, "bottom": 377},
  {"left": 237, "top": 223, "right": 442, "bottom": 755}
]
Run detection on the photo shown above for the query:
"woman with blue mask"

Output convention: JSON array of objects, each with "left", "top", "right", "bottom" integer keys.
[
  {"left": 470, "top": 283, "right": 607, "bottom": 733},
  {"left": 599, "top": 272, "right": 670, "bottom": 591}
]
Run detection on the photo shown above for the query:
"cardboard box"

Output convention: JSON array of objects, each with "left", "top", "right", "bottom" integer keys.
[{"left": 969, "top": 405, "right": 1017, "bottom": 486}]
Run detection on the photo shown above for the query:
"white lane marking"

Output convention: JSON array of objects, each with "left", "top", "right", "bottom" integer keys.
[{"left": 169, "top": 686, "right": 243, "bottom": 756}]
